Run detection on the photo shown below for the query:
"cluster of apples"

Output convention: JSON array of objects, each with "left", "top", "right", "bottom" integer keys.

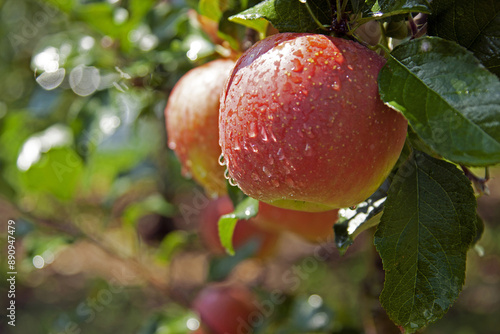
[{"left": 166, "top": 32, "right": 407, "bottom": 333}]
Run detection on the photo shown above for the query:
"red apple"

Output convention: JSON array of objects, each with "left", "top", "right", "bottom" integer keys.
[
  {"left": 219, "top": 33, "right": 407, "bottom": 211},
  {"left": 193, "top": 284, "right": 260, "bottom": 334},
  {"left": 199, "top": 196, "right": 279, "bottom": 258},
  {"left": 166, "top": 59, "right": 235, "bottom": 197},
  {"left": 254, "top": 202, "right": 339, "bottom": 243}
]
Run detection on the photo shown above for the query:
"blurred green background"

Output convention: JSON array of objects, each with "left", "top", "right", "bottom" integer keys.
[{"left": 0, "top": 0, "right": 499, "bottom": 333}]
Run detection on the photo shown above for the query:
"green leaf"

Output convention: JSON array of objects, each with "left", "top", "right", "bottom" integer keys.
[
  {"left": 230, "top": 0, "right": 332, "bottom": 33},
  {"left": 357, "top": 0, "right": 430, "bottom": 24},
  {"left": 374, "top": 150, "right": 477, "bottom": 333},
  {"left": 379, "top": 37, "right": 500, "bottom": 166},
  {"left": 428, "top": 0, "right": 500, "bottom": 77},
  {"left": 217, "top": 196, "right": 259, "bottom": 255},
  {"left": 229, "top": 15, "right": 269, "bottom": 37}
]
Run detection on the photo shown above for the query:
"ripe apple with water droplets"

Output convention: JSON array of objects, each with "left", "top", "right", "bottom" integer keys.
[
  {"left": 165, "top": 59, "right": 235, "bottom": 197},
  {"left": 219, "top": 33, "right": 407, "bottom": 211}
]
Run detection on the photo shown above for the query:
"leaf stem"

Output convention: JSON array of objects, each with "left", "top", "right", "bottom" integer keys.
[
  {"left": 300, "top": 0, "right": 329, "bottom": 31},
  {"left": 461, "top": 166, "right": 490, "bottom": 195},
  {"left": 336, "top": 0, "right": 342, "bottom": 22}
]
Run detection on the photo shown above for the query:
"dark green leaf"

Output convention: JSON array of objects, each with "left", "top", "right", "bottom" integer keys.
[
  {"left": 357, "top": 0, "right": 430, "bottom": 24},
  {"left": 230, "top": 0, "right": 332, "bottom": 33},
  {"left": 379, "top": 37, "right": 500, "bottom": 166},
  {"left": 374, "top": 150, "right": 477, "bottom": 333},
  {"left": 218, "top": 196, "right": 259, "bottom": 255},
  {"left": 407, "top": 127, "right": 439, "bottom": 158},
  {"left": 350, "top": 0, "right": 366, "bottom": 15},
  {"left": 428, "top": 0, "right": 500, "bottom": 77}
]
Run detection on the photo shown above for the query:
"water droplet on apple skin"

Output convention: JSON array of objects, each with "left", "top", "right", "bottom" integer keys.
[
  {"left": 263, "top": 166, "right": 272, "bottom": 178},
  {"left": 218, "top": 153, "right": 226, "bottom": 166}
]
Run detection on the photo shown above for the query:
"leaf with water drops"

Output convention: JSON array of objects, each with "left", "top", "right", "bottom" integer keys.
[
  {"left": 218, "top": 196, "right": 259, "bottom": 255},
  {"left": 379, "top": 36, "right": 500, "bottom": 166},
  {"left": 374, "top": 150, "right": 477, "bottom": 333}
]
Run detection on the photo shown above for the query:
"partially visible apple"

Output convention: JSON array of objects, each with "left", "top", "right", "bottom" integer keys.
[
  {"left": 166, "top": 59, "right": 235, "bottom": 197},
  {"left": 254, "top": 202, "right": 339, "bottom": 243},
  {"left": 193, "top": 283, "right": 260, "bottom": 334},
  {"left": 219, "top": 33, "right": 407, "bottom": 211},
  {"left": 199, "top": 196, "right": 279, "bottom": 258}
]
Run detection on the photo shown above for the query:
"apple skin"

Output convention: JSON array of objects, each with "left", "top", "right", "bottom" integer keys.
[
  {"left": 199, "top": 196, "right": 279, "bottom": 258},
  {"left": 193, "top": 284, "right": 259, "bottom": 334},
  {"left": 219, "top": 33, "right": 407, "bottom": 211},
  {"left": 254, "top": 202, "right": 339, "bottom": 243},
  {"left": 166, "top": 59, "right": 235, "bottom": 197}
]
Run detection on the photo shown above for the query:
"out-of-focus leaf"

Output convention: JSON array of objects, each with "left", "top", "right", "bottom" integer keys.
[
  {"left": 208, "top": 239, "right": 261, "bottom": 281},
  {"left": 428, "top": 0, "right": 500, "bottom": 77},
  {"left": 155, "top": 231, "right": 189, "bottom": 264},
  {"left": 379, "top": 37, "right": 500, "bottom": 166},
  {"left": 22, "top": 147, "right": 83, "bottom": 200},
  {"left": 199, "top": 0, "right": 225, "bottom": 21},
  {"left": 44, "top": 0, "right": 76, "bottom": 12},
  {"left": 276, "top": 295, "right": 334, "bottom": 333},
  {"left": 122, "top": 194, "right": 175, "bottom": 226},
  {"left": 0, "top": 168, "right": 16, "bottom": 199}
]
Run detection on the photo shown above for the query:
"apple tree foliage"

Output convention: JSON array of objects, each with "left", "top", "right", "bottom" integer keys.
[{"left": 211, "top": 0, "right": 499, "bottom": 332}]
